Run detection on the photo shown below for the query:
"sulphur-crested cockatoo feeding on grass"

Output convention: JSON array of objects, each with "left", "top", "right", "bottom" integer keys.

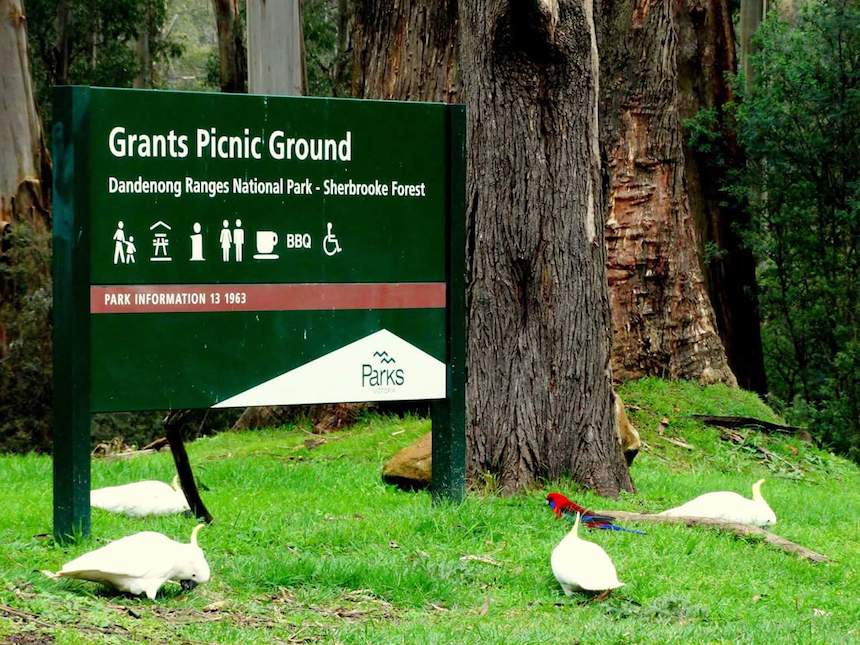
[
  {"left": 551, "top": 513, "right": 625, "bottom": 596},
  {"left": 43, "top": 525, "right": 210, "bottom": 600},
  {"left": 91, "top": 476, "right": 190, "bottom": 517},
  {"left": 659, "top": 479, "right": 776, "bottom": 526}
]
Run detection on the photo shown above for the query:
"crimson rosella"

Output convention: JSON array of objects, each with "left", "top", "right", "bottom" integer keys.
[{"left": 546, "top": 492, "right": 645, "bottom": 534}]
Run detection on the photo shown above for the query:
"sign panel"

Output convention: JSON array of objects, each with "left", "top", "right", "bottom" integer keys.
[
  {"left": 58, "top": 87, "right": 456, "bottom": 411},
  {"left": 52, "top": 87, "right": 466, "bottom": 539}
]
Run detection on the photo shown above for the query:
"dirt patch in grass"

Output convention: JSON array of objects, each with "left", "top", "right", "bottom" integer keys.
[
  {"left": 271, "top": 588, "right": 399, "bottom": 622},
  {"left": 143, "top": 598, "right": 334, "bottom": 642},
  {"left": 0, "top": 602, "right": 132, "bottom": 639}
]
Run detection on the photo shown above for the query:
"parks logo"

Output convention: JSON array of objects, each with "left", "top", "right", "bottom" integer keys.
[
  {"left": 213, "top": 329, "right": 442, "bottom": 408},
  {"left": 362, "top": 350, "right": 405, "bottom": 388}
]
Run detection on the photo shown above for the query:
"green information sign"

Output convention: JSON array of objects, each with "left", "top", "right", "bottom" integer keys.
[{"left": 52, "top": 87, "right": 466, "bottom": 540}]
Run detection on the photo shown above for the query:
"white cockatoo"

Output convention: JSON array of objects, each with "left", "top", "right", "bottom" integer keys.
[
  {"left": 551, "top": 513, "right": 625, "bottom": 596},
  {"left": 43, "top": 525, "right": 210, "bottom": 600},
  {"left": 659, "top": 479, "right": 776, "bottom": 526},
  {"left": 91, "top": 476, "right": 190, "bottom": 517}
]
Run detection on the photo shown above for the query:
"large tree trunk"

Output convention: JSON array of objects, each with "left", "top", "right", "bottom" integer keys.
[
  {"left": 597, "top": 0, "right": 763, "bottom": 388},
  {"left": 352, "top": 0, "right": 632, "bottom": 495},
  {"left": 0, "top": 0, "right": 49, "bottom": 228},
  {"left": 211, "top": 0, "right": 247, "bottom": 93},
  {"left": 461, "top": 0, "right": 630, "bottom": 494}
]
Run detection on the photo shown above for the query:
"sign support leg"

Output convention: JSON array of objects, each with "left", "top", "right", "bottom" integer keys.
[
  {"left": 432, "top": 104, "right": 467, "bottom": 504},
  {"left": 52, "top": 409, "right": 91, "bottom": 542},
  {"left": 52, "top": 86, "right": 92, "bottom": 542}
]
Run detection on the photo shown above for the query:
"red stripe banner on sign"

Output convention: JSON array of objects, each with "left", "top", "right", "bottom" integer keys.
[{"left": 91, "top": 283, "right": 446, "bottom": 314}]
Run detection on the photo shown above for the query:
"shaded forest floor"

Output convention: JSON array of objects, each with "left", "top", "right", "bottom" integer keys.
[{"left": 1, "top": 379, "right": 858, "bottom": 643}]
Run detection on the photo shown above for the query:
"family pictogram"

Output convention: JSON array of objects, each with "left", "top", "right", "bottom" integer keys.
[{"left": 112, "top": 221, "right": 137, "bottom": 264}]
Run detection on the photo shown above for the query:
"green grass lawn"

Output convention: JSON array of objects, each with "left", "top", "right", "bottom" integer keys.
[{"left": 1, "top": 378, "right": 858, "bottom": 644}]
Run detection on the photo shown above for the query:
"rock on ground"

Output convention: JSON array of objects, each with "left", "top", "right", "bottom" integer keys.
[{"left": 382, "top": 432, "right": 431, "bottom": 490}]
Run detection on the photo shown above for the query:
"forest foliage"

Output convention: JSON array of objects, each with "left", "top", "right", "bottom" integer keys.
[{"left": 689, "top": 0, "right": 860, "bottom": 459}]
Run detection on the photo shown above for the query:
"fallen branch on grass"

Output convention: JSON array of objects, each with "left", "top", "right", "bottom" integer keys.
[
  {"left": 657, "top": 435, "right": 695, "bottom": 450},
  {"left": 693, "top": 415, "right": 813, "bottom": 442},
  {"left": 141, "top": 436, "right": 169, "bottom": 451},
  {"left": 99, "top": 448, "right": 157, "bottom": 461},
  {"left": 593, "top": 510, "right": 830, "bottom": 563}
]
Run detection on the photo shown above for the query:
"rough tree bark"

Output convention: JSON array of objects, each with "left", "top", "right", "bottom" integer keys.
[
  {"left": 211, "top": 0, "right": 247, "bottom": 93},
  {"left": 461, "top": 0, "right": 631, "bottom": 494},
  {"left": 352, "top": 0, "right": 633, "bottom": 495},
  {"left": 598, "top": 0, "right": 764, "bottom": 390},
  {"left": 0, "top": 0, "right": 50, "bottom": 229},
  {"left": 350, "top": 1, "right": 459, "bottom": 102}
]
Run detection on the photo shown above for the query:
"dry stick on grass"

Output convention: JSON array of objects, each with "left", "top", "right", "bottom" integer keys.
[
  {"left": 594, "top": 511, "right": 831, "bottom": 563},
  {"left": 141, "top": 436, "right": 169, "bottom": 451},
  {"left": 657, "top": 435, "right": 695, "bottom": 450}
]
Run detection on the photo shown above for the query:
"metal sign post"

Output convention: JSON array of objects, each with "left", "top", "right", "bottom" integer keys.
[{"left": 52, "top": 87, "right": 466, "bottom": 541}]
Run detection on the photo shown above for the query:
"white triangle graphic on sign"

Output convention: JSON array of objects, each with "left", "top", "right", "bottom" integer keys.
[{"left": 212, "top": 329, "right": 446, "bottom": 408}]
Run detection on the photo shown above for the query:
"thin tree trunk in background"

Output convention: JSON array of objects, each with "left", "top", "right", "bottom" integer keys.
[
  {"left": 0, "top": 0, "right": 49, "bottom": 228},
  {"left": 331, "top": 0, "right": 353, "bottom": 96},
  {"left": 90, "top": 16, "right": 98, "bottom": 70},
  {"left": 211, "top": 0, "right": 247, "bottom": 93},
  {"left": 597, "top": 0, "right": 764, "bottom": 389},
  {"left": 740, "top": 0, "right": 765, "bottom": 89},
  {"left": 461, "top": 0, "right": 630, "bottom": 494},
  {"left": 134, "top": 1, "right": 153, "bottom": 88},
  {"left": 55, "top": 0, "right": 70, "bottom": 86},
  {"left": 247, "top": 0, "right": 306, "bottom": 95}
]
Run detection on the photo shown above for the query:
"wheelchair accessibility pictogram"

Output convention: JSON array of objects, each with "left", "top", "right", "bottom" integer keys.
[{"left": 323, "top": 222, "right": 342, "bottom": 257}]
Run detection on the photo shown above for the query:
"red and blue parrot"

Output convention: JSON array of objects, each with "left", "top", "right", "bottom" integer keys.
[{"left": 546, "top": 492, "right": 645, "bottom": 535}]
